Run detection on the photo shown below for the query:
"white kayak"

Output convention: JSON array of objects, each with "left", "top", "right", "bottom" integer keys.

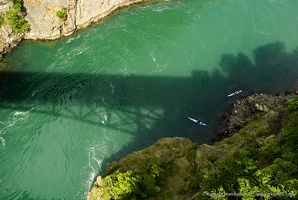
[
  {"left": 227, "top": 90, "right": 242, "bottom": 97},
  {"left": 188, "top": 117, "right": 206, "bottom": 126}
]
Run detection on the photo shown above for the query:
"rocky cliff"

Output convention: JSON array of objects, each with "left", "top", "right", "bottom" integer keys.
[
  {"left": 0, "top": 0, "right": 158, "bottom": 58},
  {"left": 0, "top": 0, "right": 23, "bottom": 59},
  {"left": 23, "top": 0, "right": 156, "bottom": 40},
  {"left": 87, "top": 92, "right": 298, "bottom": 199}
]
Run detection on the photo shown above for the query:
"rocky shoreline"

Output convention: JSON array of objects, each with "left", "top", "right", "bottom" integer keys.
[
  {"left": 218, "top": 91, "right": 298, "bottom": 138},
  {"left": 87, "top": 91, "right": 298, "bottom": 199},
  {"left": 0, "top": 0, "right": 162, "bottom": 59}
]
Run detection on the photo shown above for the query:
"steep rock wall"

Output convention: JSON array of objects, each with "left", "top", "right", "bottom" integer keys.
[
  {"left": 23, "top": 0, "right": 154, "bottom": 40},
  {"left": 0, "top": 0, "right": 24, "bottom": 59},
  {"left": 87, "top": 92, "right": 298, "bottom": 199},
  {"left": 0, "top": 0, "right": 157, "bottom": 58}
]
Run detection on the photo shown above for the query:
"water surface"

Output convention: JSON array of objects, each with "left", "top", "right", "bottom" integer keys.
[{"left": 1, "top": 0, "right": 298, "bottom": 199}]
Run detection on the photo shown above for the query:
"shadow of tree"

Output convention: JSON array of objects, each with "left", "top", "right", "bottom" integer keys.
[{"left": 220, "top": 41, "right": 298, "bottom": 93}]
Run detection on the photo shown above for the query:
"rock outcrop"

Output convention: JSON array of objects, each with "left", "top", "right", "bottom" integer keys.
[
  {"left": 0, "top": 0, "right": 159, "bottom": 58},
  {"left": 88, "top": 137, "right": 200, "bottom": 200},
  {"left": 0, "top": 0, "right": 24, "bottom": 59},
  {"left": 87, "top": 92, "right": 298, "bottom": 199},
  {"left": 221, "top": 92, "right": 298, "bottom": 137},
  {"left": 23, "top": 0, "right": 154, "bottom": 40}
]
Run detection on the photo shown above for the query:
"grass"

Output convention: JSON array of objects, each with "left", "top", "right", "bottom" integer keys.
[
  {"left": 225, "top": 138, "right": 234, "bottom": 145},
  {"left": 249, "top": 115, "right": 265, "bottom": 122}
]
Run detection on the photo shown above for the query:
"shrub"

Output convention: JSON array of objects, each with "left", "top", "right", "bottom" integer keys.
[
  {"left": 178, "top": 164, "right": 199, "bottom": 195},
  {"left": 161, "top": 190, "right": 171, "bottom": 200},
  {"left": 202, "top": 99, "right": 298, "bottom": 198},
  {"left": 177, "top": 185, "right": 187, "bottom": 194},
  {"left": 207, "top": 154, "right": 219, "bottom": 163},
  {"left": 258, "top": 138, "right": 281, "bottom": 165},
  {"left": 6, "top": 9, "right": 29, "bottom": 33},
  {"left": 255, "top": 127, "right": 269, "bottom": 137},
  {"left": 250, "top": 115, "right": 264, "bottom": 122},
  {"left": 5, "top": 0, "right": 28, "bottom": 33},
  {"left": 0, "top": 16, "right": 4, "bottom": 25},
  {"left": 102, "top": 170, "right": 142, "bottom": 199},
  {"left": 56, "top": 7, "right": 67, "bottom": 21},
  {"left": 102, "top": 160, "right": 173, "bottom": 199},
  {"left": 225, "top": 138, "right": 234, "bottom": 144},
  {"left": 287, "top": 97, "right": 298, "bottom": 111},
  {"left": 11, "top": 0, "right": 23, "bottom": 11}
]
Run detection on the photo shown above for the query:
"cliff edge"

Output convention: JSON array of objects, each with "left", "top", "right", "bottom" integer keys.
[
  {"left": 23, "top": 0, "right": 155, "bottom": 40},
  {"left": 0, "top": 0, "right": 23, "bottom": 59},
  {"left": 88, "top": 92, "right": 298, "bottom": 199}
]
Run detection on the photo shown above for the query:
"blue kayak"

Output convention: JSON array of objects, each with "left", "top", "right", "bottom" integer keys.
[
  {"left": 227, "top": 90, "right": 242, "bottom": 97},
  {"left": 188, "top": 117, "right": 206, "bottom": 126}
]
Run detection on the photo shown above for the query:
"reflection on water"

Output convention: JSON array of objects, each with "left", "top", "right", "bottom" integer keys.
[{"left": 1, "top": 0, "right": 298, "bottom": 199}]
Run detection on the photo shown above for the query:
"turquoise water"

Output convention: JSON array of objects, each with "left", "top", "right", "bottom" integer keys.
[{"left": 1, "top": 0, "right": 298, "bottom": 199}]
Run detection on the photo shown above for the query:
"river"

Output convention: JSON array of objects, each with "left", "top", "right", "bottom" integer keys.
[{"left": 1, "top": 0, "right": 298, "bottom": 199}]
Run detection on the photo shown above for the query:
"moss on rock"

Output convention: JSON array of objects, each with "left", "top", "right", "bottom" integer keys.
[
  {"left": 88, "top": 137, "right": 200, "bottom": 200},
  {"left": 88, "top": 93, "right": 298, "bottom": 199}
]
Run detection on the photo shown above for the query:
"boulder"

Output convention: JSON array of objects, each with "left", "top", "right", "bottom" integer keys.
[{"left": 254, "top": 103, "right": 269, "bottom": 112}]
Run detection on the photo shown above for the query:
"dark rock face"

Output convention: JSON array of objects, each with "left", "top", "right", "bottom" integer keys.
[{"left": 218, "top": 92, "right": 298, "bottom": 138}]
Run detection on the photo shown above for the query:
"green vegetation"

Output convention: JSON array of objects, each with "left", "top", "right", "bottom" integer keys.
[
  {"left": 0, "top": 15, "right": 4, "bottom": 26},
  {"left": 89, "top": 97, "right": 298, "bottom": 199},
  {"left": 56, "top": 6, "right": 67, "bottom": 21},
  {"left": 225, "top": 138, "right": 234, "bottom": 145},
  {"left": 208, "top": 154, "right": 219, "bottom": 163},
  {"left": 178, "top": 165, "right": 199, "bottom": 195},
  {"left": 249, "top": 115, "right": 265, "bottom": 123},
  {"left": 255, "top": 127, "right": 269, "bottom": 137},
  {"left": 202, "top": 97, "right": 298, "bottom": 199},
  {"left": 5, "top": 0, "right": 29, "bottom": 33},
  {"left": 6, "top": 9, "right": 29, "bottom": 33},
  {"left": 101, "top": 160, "right": 173, "bottom": 200},
  {"left": 11, "top": 0, "right": 23, "bottom": 11},
  {"left": 287, "top": 97, "right": 298, "bottom": 111},
  {"left": 176, "top": 142, "right": 200, "bottom": 195}
]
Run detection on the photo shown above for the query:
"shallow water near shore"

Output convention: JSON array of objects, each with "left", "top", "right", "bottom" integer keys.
[{"left": 1, "top": 0, "right": 298, "bottom": 199}]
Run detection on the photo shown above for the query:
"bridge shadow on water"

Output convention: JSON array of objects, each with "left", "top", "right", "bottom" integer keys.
[
  {"left": 1, "top": 41, "right": 298, "bottom": 176},
  {"left": 100, "top": 41, "right": 298, "bottom": 172}
]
